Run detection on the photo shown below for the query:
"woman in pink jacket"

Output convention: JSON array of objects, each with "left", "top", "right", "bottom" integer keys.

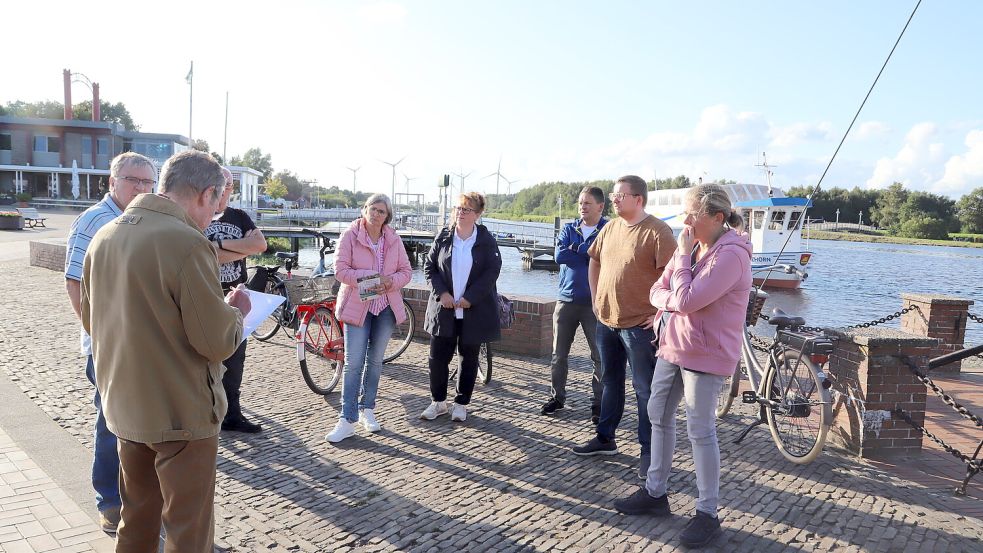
[
  {"left": 326, "top": 194, "right": 413, "bottom": 443},
  {"left": 613, "top": 183, "right": 751, "bottom": 548}
]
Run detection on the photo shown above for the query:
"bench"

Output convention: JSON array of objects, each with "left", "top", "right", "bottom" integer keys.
[{"left": 17, "top": 208, "right": 47, "bottom": 228}]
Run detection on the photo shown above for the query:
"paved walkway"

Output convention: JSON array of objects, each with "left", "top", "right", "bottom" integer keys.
[
  {"left": 0, "top": 211, "right": 981, "bottom": 551},
  {"left": 0, "top": 429, "right": 114, "bottom": 552}
]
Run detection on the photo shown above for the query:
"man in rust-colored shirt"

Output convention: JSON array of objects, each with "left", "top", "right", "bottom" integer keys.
[{"left": 572, "top": 174, "right": 676, "bottom": 481}]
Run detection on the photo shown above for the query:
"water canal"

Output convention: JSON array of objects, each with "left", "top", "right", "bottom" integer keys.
[{"left": 293, "top": 224, "right": 983, "bottom": 344}]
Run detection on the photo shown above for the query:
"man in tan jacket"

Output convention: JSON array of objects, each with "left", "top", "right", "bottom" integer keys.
[{"left": 81, "top": 150, "right": 251, "bottom": 553}]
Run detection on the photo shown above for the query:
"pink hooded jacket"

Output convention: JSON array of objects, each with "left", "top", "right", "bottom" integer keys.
[
  {"left": 649, "top": 229, "right": 752, "bottom": 376},
  {"left": 334, "top": 219, "right": 413, "bottom": 327}
]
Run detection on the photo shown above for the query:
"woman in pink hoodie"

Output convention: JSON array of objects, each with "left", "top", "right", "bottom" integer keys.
[
  {"left": 613, "top": 183, "right": 752, "bottom": 548},
  {"left": 325, "top": 194, "right": 412, "bottom": 443}
]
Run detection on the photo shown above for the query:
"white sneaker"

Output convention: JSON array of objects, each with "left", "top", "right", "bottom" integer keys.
[
  {"left": 359, "top": 409, "right": 381, "bottom": 432},
  {"left": 325, "top": 418, "right": 356, "bottom": 443},
  {"left": 450, "top": 403, "right": 467, "bottom": 422},
  {"left": 420, "top": 400, "right": 449, "bottom": 420}
]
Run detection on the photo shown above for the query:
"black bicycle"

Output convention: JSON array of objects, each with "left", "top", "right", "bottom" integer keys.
[{"left": 448, "top": 342, "right": 493, "bottom": 385}]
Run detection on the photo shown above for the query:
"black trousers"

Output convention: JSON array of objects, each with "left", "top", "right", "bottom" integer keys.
[
  {"left": 222, "top": 339, "right": 248, "bottom": 421},
  {"left": 428, "top": 319, "right": 480, "bottom": 405}
]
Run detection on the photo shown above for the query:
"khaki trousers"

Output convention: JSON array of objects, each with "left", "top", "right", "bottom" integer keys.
[{"left": 116, "top": 435, "right": 219, "bottom": 553}]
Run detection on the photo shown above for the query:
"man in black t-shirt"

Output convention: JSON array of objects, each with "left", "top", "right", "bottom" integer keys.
[{"left": 205, "top": 168, "right": 268, "bottom": 433}]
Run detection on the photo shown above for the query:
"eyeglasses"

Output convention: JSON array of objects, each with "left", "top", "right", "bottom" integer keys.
[
  {"left": 608, "top": 192, "right": 640, "bottom": 201},
  {"left": 118, "top": 175, "right": 156, "bottom": 188},
  {"left": 454, "top": 206, "right": 476, "bottom": 214},
  {"left": 367, "top": 207, "right": 388, "bottom": 216}
]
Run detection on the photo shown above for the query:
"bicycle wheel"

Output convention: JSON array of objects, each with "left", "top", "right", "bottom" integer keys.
[
  {"left": 249, "top": 273, "right": 286, "bottom": 342},
  {"left": 383, "top": 299, "right": 416, "bottom": 363},
  {"left": 298, "top": 307, "right": 344, "bottom": 395},
  {"left": 477, "top": 342, "right": 493, "bottom": 384},
  {"left": 763, "top": 351, "right": 831, "bottom": 464},
  {"left": 715, "top": 363, "right": 741, "bottom": 418}
]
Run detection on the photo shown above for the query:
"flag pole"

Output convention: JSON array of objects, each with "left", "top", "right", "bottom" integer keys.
[{"left": 187, "top": 61, "right": 194, "bottom": 144}]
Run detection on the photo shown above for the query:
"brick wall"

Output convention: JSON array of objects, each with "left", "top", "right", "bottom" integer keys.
[
  {"left": 826, "top": 327, "right": 936, "bottom": 459},
  {"left": 402, "top": 282, "right": 556, "bottom": 358},
  {"left": 29, "top": 239, "right": 66, "bottom": 272},
  {"left": 900, "top": 293, "right": 974, "bottom": 373}
]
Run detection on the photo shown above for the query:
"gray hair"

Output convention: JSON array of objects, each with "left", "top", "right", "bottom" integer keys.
[
  {"left": 110, "top": 152, "right": 155, "bottom": 178},
  {"left": 363, "top": 193, "right": 393, "bottom": 225},
  {"left": 685, "top": 183, "right": 744, "bottom": 230},
  {"left": 159, "top": 150, "right": 226, "bottom": 201}
]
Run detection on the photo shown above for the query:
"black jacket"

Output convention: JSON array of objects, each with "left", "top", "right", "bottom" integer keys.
[{"left": 424, "top": 224, "right": 502, "bottom": 344}]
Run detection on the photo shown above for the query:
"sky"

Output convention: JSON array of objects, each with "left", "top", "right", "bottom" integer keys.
[{"left": 4, "top": 0, "right": 982, "bottom": 204}]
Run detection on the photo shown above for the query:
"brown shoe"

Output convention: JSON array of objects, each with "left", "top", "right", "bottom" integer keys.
[{"left": 99, "top": 506, "right": 121, "bottom": 533}]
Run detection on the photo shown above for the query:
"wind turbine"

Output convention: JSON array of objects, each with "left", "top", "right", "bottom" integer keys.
[
  {"left": 503, "top": 176, "right": 520, "bottom": 195},
  {"left": 484, "top": 155, "right": 505, "bottom": 195},
  {"left": 403, "top": 173, "right": 419, "bottom": 203},
  {"left": 451, "top": 169, "right": 472, "bottom": 195},
  {"left": 346, "top": 166, "right": 361, "bottom": 195},
  {"left": 380, "top": 156, "right": 407, "bottom": 202}
]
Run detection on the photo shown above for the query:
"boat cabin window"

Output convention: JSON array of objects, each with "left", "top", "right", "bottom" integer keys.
[
  {"left": 753, "top": 211, "right": 764, "bottom": 230},
  {"left": 768, "top": 210, "right": 786, "bottom": 231},
  {"left": 787, "top": 210, "right": 802, "bottom": 231},
  {"left": 658, "top": 195, "right": 669, "bottom": 206},
  {"left": 671, "top": 195, "right": 681, "bottom": 205},
  {"left": 741, "top": 209, "right": 753, "bottom": 236}
]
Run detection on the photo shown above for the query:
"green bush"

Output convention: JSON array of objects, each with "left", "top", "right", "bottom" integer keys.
[
  {"left": 15, "top": 192, "right": 31, "bottom": 202},
  {"left": 896, "top": 216, "right": 950, "bottom": 240}
]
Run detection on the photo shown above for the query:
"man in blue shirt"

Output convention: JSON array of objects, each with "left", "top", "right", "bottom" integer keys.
[
  {"left": 64, "top": 152, "right": 157, "bottom": 533},
  {"left": 541, "top": 186, "right": 607, "bottom": 421}
]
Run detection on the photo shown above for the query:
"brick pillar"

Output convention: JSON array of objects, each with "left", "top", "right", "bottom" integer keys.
[
  {"left": 900, "top": 293, "right": 974, "bottom": 373},
  {"left": 826, "top": 327, "right": 937, "bottom": 459},
  {"left": 400, "top": 283, "right": 556, "bottom": 358}
]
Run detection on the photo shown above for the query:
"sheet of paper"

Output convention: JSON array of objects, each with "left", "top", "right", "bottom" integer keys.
[
  {"left": 358, "top": 273, "right": 382, "bottom": 302},
  {"left": 241, "top": 289, "right": 286, "bottom": 343}
]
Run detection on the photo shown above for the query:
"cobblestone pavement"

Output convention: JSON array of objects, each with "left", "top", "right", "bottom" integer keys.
[
  {"left": 2, "top": 260, "right": 982, "bottom": 552},
  {"left": 0, "top": 429, "right": 115, "bottom": 553}
]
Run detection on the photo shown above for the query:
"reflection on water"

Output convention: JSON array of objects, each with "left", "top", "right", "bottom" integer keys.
[{"left": 297, "top": 233, "right": 983, "bottom": 344}]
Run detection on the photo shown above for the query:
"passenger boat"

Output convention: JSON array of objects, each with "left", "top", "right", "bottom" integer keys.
[{"left": 645, "top": 175, "right": 814, "bottom": 289}]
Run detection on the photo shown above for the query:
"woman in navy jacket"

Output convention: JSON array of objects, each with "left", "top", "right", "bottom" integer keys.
[{"left": 420, "top": 192, "right": 502, "bottom": 422}]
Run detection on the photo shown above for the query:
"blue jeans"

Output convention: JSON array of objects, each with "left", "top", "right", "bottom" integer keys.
[
  {"left": 85, "top": 356, "right": 121, "bottom": 512},
  {"left": 595, "top": 323, "right": 656, "bottom": 454},
  {"left": 340, "top": 307, "right": 397, "bottom": 422}
]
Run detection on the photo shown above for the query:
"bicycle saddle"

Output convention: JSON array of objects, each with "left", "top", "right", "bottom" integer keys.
[
  {"left": 768, "top": 308, "right": 805, "bottom": 327},
  {"left": 275, "top": 252, "right": 299, "bottom": 260}
]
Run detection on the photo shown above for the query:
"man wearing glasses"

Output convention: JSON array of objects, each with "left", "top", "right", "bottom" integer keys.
[
  {"left": 572, "top": 175, "right": 676, "bottom": 481},
  {"left": 204, "top": 167, "right": 267, "bottom": 433},
  {"left": 64, "top": 151, "right": 157, "bottom": 533}
]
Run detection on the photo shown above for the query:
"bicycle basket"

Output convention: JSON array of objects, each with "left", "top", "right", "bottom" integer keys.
[
  {"left": 746, "top": 289, "right": 769, "bottom": 327},
  {"left": 284, "top": 275, "right": 339, "bottom": 305}
]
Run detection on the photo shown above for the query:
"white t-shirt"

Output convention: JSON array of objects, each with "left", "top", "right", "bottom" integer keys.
[
  {"left": 580, "top": 224, "right": 597, "bottom": 237},
  {"left": 451, "top": 228, "right": 478, "bottom": 319}
]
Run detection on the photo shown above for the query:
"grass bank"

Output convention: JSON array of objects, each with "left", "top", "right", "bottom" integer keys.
[{"left": 807, "top": 230, "right": 983, "bottom": 249}]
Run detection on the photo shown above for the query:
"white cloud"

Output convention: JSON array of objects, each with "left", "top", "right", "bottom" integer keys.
[
  {"left": 768, "top": 121, "right": 833, "bottom": 148},
  {"left": 856, "top": 121, "right": 891, "bottom": 140},
  {"left": 865, "top": 122, "right": 946, "bottom": 190},
  {"left": 936, "top": 130, "right": 983, "bottom": 196}
]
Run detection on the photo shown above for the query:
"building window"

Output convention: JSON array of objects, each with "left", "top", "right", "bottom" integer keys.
[
  {"left": 0, "top": 133, "right": 11, "bottom": 151},
  {"left": 787, "top": 210, "right": 802, "bottom": 231},
  {"left": 753, "top": 211, "right": 764, "bottom": 230},
  {"left": 769, "top": 210, "right": 786, "bottom": 231},
  {"left": 97, "top": 138, "right": 109, "bottom": 155},
  {"left": 82, "top": 136, "right": 93, "bottom": 155},
  {"left": 33, "top": 136, "right": 60, "bottom": 153}
]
